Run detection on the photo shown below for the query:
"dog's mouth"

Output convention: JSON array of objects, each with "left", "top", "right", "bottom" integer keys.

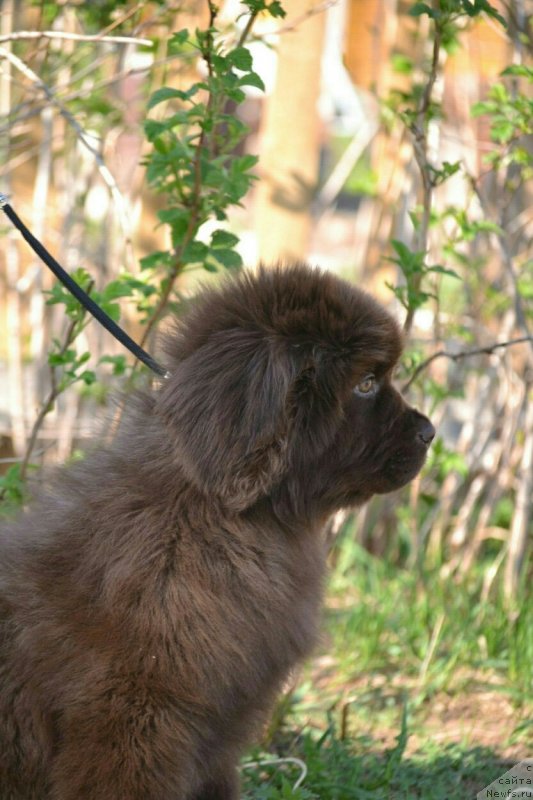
[
  {"left": 384, "top": 460, "right": 426, "bottom": 491},
  {"left": 377, "top": 441, "right": 432, "bottom": 493}
]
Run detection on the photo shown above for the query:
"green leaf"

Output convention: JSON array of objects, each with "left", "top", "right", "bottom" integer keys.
[
  {"left": 163, "top": 109, "right": 197, "bottom": 129},
  {"left": 391, "top": 53, "right": 414, "bottom": 75},
  {"left": 118, "top": 276, "right": 158, "bottom": 297},
  {"left": 100, "top": 280, "right": 135, "bottom": 301},
  {"left": 227, "top": 46, "right": 253, "bottom": 71},
  {"left": 237, "top": 72, "right": 265, "bottom": 91},
  {"left": 139, "top": 251, "right": 172, "bottom": 271},
  {"left": 474, "top": 220, "right": 505, "bottom": 236},
  {"left": 169, "top": 29, "right": 189, "bottom": 49},
  {"left": 147, "top": 87, "right": 197, "bottom": 110},
  {"left": 491, "top": 118, "right": 515, "bottom": 143},
  {"left": 99, "top": 355, "right": 127, "bottom": 376},
  {"left": 224, "top": 86, "right": 246, "bottom": 104},
  {"left": 77, "top": 351, "right": 91, "bottom": 365},
  {"left": 232, "top": 153, "right": 259, "bottom": 173},
  {"left": 48, "top": 349, "right": 76, "bottom": 367},
  {"left": 461, "top": 0, "right": 476, "bottom": 15},
  {"left": 390, "top": 240, "right": 426, "bottom": 272},
  {"left": 0, "top": 464, "right": 27, "bottom": 510},
  {"left": 157, "top": 208, "right": 190, "bottom": 239},
  {"left": 428, "top": 264, "right": 461, "bottom": 280},
  {"left": 144, "top": 120, "right": 167, "bottom": 140},
  {"left": 211, "top": 53, "right": 228, "bottom": 73},
  {"left": 182, "top": 241, "right": 209, "bottom": 265},
  {"left": 80, "top": 370, "right": 97, "bottom": 385},
  {"left": 267, "top": 0, "right": 286, "bottom": 17},
  {"left": 502, "top": 65, "right": 533, "bottom": 81},
  {"left": 472, "top": 0, "right": 506, "bottom": 26},
  {"left": 490, "top": 83, "right": 509, "bottom": 104},
  {"left": 211, "top": 229, "right": 240, "bottom": 249},
  {"left": 409, "top": 2, "right": 436, "bottom": 18},
  {"left": 100, "top": 301, "right": 120, "bottom": 322},
  {"left": 471, "top": 100, "right": 494, "bottom": 117},
  {"left": 210, "top": 249, "right": 242, "bottom": 270},
  {"left": 44, "top": 283, "right": 70, "bottom": 306},
  {"left": 202, "top": 164, "right": 225, "bottom": 189}
]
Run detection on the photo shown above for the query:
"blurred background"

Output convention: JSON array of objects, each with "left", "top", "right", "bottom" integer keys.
[{"left": 0, "top": 0, "right": 531, "bottom": 792}]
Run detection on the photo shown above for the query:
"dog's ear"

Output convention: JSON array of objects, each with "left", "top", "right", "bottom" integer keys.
[{"left": 155, "top": 330, "right": 295, "bottom": 510}]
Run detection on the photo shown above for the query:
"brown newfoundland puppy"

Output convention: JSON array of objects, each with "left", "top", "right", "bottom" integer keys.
[{"left": 0, "top": 264, "right": 434, "bottom": 799}]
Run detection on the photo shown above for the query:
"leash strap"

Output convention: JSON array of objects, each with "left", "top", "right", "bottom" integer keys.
[{"left": 0, "top": 194, "right": 169, "bottom": 378}]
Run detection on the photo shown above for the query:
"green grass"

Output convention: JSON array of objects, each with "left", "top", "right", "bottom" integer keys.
[
  {"left": 326, "top": 526, "right": 532, "bottom": 702},
  {"left": 242, "top": 728, "right": 514, "bottom": 799},
  {"left": 242, "top": 521, "right": 532, "bottom": 798}
]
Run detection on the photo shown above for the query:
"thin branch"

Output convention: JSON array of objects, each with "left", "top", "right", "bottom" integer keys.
[
  {"left": 0, "top": 54, "right": 185, "bottom": 137},
  {"left": 470, "top": 176, "right": 532, "bottom": 343},
  {"left": 138, "top": 0, "right": 264, "bottom": 353},
  {"left": 418, "top": 17, "right": 441, "bottom": 119},
  {"left": 273, "top": 1, "right": 335, "bottom": 35},
  {"left": 241, "top": 758, "right": 308, "bottom": 791},
  {"left": 0, "top": 31, "right": 152, "bottom": 46},
  {"left": 0, "top": 45, "right": 133, "bottom": 259},
  {"left": 237, "top": 10, "right": 259, "bottom": 47},
  {"left": 403, "top": 15, "right": 442, "bottom": 335},
  {"left": 402, "top": 336, "right": 533, "bottom": 392},
  {"left": 99, "top": 2, "right": 144, "bottom": 37},
  {"left": 504, "top": 379, "right": 533, "bottom": 603},
  {"left": 18, "top": 294, "right": 92, "bottom": 484},
  {"left": 138, "top": 1, "right": 220, "bottom": 351}
]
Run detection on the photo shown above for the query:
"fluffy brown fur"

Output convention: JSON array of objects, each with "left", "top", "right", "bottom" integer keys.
[{"left": 0, "top": 264, "right": 434, "bottom": 799}]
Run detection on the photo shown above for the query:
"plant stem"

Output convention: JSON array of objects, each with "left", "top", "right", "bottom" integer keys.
[
  {"left": 403, "top": 14, "right": 442, "bottom": 335},
  {"left": 402, "top": 335, "right": 533, "bottom": 391},
  {"left": 19, "top": 314, "right": 82, "bottom": 482},
  {"left": 138, "top": 0, "right": 263, "bottom": 353}
]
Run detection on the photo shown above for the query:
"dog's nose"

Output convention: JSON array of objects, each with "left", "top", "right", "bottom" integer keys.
[{"left": 416, "top": 416, "right": 435, "bottom": 445}]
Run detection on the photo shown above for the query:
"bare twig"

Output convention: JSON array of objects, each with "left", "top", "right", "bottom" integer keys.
[
  {"left": 504, "top": 380, "right": 533, "bottom": 603},
  {"left": 237, "top": 9, "right": 259, "bottom": 47},
  {"left": 470, "top": 177, "right": 532, "bottom": 344},
  {"left": 29, "top": 105, "right": 53, "bottom": 364},
  {"left": 402, "top": 336, "right": 533, "bottom": 392},
  {"left": 316, "top": 121, "right": 379, "bottom": 213},
  {"left": 1, "top": 0, "right": 26, "bottom": 457},
  {"left": 0, "top": 45, "right": 133, "bottom": 257},
  {"left": 0, "top": 54, "right": 187, "bottom": 138},
  {"left": 458, "top": 371, "right": 523, "bottom": 575},
  {"left": 273, "top": 1, "right": 335, "bottom": 35},
  {"left": 0, "top": 31, "right": 152, "bottom": 46},
  {"left": 98, "top": 2, "right": 144, "bottom": 37},
  {"left": 241, "top": 758, "right": 308, "bottom": 791}
]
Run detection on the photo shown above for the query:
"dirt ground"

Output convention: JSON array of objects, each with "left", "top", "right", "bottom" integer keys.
[{"left": 307, "top": 656, "right": 532, "bottom": 760}]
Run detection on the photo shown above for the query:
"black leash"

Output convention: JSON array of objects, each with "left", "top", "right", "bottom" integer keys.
[{"left": 0, "top": 194, "right": 169, "bottom": 379}]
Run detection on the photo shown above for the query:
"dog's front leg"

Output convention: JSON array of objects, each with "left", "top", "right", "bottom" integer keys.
[
  {"left": 189, "top": 769, "right": 240, "bottom": 800},
  {"left": 47, "top": 700, "right": 195, "bottom": 800}
]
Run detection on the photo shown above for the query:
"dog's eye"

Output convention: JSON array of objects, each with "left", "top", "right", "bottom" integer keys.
[{"left": 354, "top": 374, "right": 376, "bottom": 395}]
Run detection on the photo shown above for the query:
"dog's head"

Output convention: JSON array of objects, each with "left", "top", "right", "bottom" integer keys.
[{"left": 156, "top": 264, "right": 434, "bottom": 513}]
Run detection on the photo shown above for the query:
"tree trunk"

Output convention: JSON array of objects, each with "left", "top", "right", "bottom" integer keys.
[{"left": 254, "top": 1, "right": 326, "bottom": 265}]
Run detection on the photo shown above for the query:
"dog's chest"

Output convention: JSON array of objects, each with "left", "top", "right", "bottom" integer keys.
[
  {"left": 235, "top": 526, "right": 326, "bottom": 665},
  {"left": 140, "top": 519, "right": 326, "bottom": 707}
]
